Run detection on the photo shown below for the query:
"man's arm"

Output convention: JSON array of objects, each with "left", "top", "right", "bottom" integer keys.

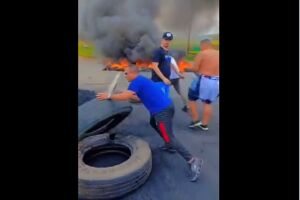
[
  {"left": 151, "top": 62, "right": 171, "bottom": 85},
  {"left": 189, "top": 53, "right": 203, "bottom": 72},
  {"left": 170, "top": 58, "right": 184, "bottom": 78},
  {"left": 130, "top": 94, "right": 140, "bottom": 101},
  {"left": 97, "top": 90, "right": 135, "bottom": 101},
  {"left": 151, "top": 49, "right": 171, "bottom": 85}
]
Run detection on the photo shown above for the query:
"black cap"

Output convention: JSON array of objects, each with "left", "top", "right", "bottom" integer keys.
[{"left": 162, "top": 32, "right": 173, "bottom": 40}]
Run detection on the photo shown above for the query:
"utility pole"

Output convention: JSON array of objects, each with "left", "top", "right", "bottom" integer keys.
[
  {"left": 187, "top": 21, "right": 191, "bottom": 54},
  {"left": 186, "top": 0, "right": 193, "bottom": 55}
]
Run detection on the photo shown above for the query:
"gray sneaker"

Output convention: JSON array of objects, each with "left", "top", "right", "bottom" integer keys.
[{"left": 189, "top": 157, "right": 204, "bottom": 182}]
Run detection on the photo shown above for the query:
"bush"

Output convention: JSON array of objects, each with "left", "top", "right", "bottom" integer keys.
[{"left": 78, "top": 40, "right": 96, "bottom": 58}]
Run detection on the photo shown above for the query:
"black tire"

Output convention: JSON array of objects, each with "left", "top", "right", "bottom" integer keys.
[
  {"left": 129, "top": 99, "right": 142, "bottom": 104},
  {"left": 78, "top": 89, "right": 96, "bottom": 106},
  {"left": 78, "top": 99, "right": 133, "bottom": 141},
  {"left": 79, "top": 134, "right": 152, "bottom": 200}
]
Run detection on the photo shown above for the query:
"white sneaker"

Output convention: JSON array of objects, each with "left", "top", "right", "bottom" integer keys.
[
  {"left": 188, "top": 121, "right": 202, "bottom": 128},
  {"left": 198, "top": 124, "right": 209, "bottom": 131}
]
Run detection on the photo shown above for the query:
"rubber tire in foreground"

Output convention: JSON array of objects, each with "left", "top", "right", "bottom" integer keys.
[
  {"left": 78, "top": 99, "right": 132, "bottom": 141},
  {"left": 78, "top": 89, "right": 96, "bottom": 106},
  {"left": 78, "top": 134, "right": 152, "bottom": 200}
]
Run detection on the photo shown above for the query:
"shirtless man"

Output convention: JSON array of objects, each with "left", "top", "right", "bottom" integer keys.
[{"left": 187, "top": 39, "right": 219, "bottom": 131}]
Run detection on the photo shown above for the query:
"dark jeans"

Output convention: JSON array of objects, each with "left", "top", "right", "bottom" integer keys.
[
  {"left": 149, "top": 104, "right": 193, "bottom": 162},
  {"left": 171, "top": 78, "right": 187, "bottom": 105}
]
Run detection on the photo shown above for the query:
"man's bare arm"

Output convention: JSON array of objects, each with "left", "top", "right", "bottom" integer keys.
[
  {"left": 190, "top": 53, "right": 203, "bottom": 72},
  {"left": 97, "top": 90, "right": 135, "bottom": 101},
  {"left": 130, "top": 94, "right": 140, "bottom": 101},
  {"left": 151, "top": 62, "right": 171, "bottom": 85}
]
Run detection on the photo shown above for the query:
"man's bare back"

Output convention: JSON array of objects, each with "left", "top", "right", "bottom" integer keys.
[
  {"left": 194, "top": 49, "right": 219, "bottom": 76},
  {"left": 187, "top": 40, "right": 219, "bottom": 129}
]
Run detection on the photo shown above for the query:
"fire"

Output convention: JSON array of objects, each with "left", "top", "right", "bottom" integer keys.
[
  {"left": 177, "top": 59, "right": 192, "bottom": 72},
  {"left": 112, "top": 58, "right": 129, "bottom": 69},
  {"left": 102, "top": 57, "right": 192, "bottom": 72},
  {"left": 103, "top": 58, "right": 129, "bottom": 71},
  {"left": 135, "top": 59, "right": 154, "bottom": 69},
  {"left": 103, "top": 58, "right": 153, "bottom": 71}
]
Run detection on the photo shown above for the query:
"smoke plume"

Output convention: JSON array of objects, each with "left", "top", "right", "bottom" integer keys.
[
  {"left": 157, "top": 0, "right": 219, "bottom": 37},
  {"left": 79, "top": 0, "right": 219, "bottom": 61},
  {"left": 80, "top": 0, "right": 161, "bottom": 62}
]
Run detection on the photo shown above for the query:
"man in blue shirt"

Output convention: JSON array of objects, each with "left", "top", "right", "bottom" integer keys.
[{"left": 97, "top": 65, "right": 203, "bottom": 182}]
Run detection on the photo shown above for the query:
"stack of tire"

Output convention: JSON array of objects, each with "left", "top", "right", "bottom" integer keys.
[{"left": 78, "top": 90, "right": 152, "bottom": 200}]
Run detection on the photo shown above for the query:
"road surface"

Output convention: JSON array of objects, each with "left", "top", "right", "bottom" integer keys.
[{"left": 79, "top": 58, "right": 219, "bottom": 200}]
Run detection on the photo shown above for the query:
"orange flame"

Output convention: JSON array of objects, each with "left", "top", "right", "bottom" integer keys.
[
  {"left": 103, "top": 58, "right": 129, "bottom": 71},
  {"left": 135, "top": 59, "right": 153, "bottom": 69},
  {"left": 103, "top": 58, "right": 192, "bottom": 72},
  {"left": 177, "top": 59, "right": 192, "bottom": 72}
]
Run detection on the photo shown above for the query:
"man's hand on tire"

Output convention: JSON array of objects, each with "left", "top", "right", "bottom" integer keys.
[{"left": 96, "top": 92, "right": 109, "bottom": 100}]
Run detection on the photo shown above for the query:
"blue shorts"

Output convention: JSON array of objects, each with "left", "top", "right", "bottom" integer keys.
[{"left": 188, "top": 74, "right": 219, "bottom": 104}]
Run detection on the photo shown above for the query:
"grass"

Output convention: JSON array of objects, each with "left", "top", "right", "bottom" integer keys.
[{"left": 78, "top": 40, "right": 96, "bottom": 58}]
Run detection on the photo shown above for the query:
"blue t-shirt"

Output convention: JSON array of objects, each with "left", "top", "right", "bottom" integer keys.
[
  {"left": 151, "top": 47, "right": 171, "bottom": 82},
  {"left": 128, "top": 75, "right": 172, "bottom": 114}
]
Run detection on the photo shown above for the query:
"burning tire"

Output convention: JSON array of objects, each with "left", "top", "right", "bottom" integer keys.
[{"left": 78, "top": 134, "right": 152, "bottom": 200}]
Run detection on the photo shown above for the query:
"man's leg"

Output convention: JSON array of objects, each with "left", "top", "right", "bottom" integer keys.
[
  {"left": 187, "top": 97, "right": 202, "bottom": 128},
  {"left": 150, "top": 115, "right": 173, "bottom": 151},
  {"left": 156, "top": 105, "right": 204, "bottom": 182},
  {"left": 172, "top": 79, "right": 188, "bottom": 111},
  {"left": 179, "top": 94, "right": 188, "bottom": 107},
  {"left": 187, "top": 76, "right": 202, "bottom": 127},
  {"left": 201, "top": 102, "right": 213, "bottom": 126},
  {"left": 188, "top": 100, "right": 199, "bottom": 122},
  {"left": 198, "top": 77, "right": 219, "bottom": 130},
  {"left": 155, "top": 106, "right": 193, "bottom": 161},
  {"left": 149, "top": 115, "right": 160, "bottom": 134}
]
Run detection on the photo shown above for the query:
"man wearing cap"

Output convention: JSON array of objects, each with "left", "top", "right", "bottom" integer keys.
[
  {"left": 188, "top": 38, "right": 219, "bottom": 131},
  {"left": 150, "top": 32, "right": 174, "bottom": 95}
]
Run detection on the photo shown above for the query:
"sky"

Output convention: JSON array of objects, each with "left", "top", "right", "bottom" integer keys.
[{"left": 78, "top": 0, "right": 219, "bottom": 40}]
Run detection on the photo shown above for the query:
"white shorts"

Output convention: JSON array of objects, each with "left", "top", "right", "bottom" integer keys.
[{"left": 188, "top": 75, "right": 219, "bottom": 104}]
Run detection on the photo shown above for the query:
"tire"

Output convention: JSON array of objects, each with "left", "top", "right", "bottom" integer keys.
[
  {"left": 129, "top": 99, "right": 142, "bottom": 104},
  {"left": 78, "top": 134, "right": 152, "bottom": 200},
  {"left": 78, "top": 89, "right": 96, "bottom": 106},
  {"left": 78, "top": 99, "right": 133, "bottom": 141}
]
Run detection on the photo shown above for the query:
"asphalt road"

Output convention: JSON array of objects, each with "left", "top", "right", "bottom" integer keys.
[{"left": 79, "top": 58, "right": 219, "bottom": 200}]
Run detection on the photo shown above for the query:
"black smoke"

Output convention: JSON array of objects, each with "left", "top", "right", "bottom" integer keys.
[
  {"left": 79, "top": 0, "right": 219, "bottom": 61},
  {"left": 80, "top": 0, "right": 161, "bottom": 62}
]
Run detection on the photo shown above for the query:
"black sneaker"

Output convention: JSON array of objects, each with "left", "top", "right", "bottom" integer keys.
[
  {"left": 199, "top": 124, "right": 209, "bottom": 131},
  {"left": 188, "top": 120, "right": 202, "bottom": 128},
  {"left": 159, "top": 145, "right": 176, "bottom": 153},
  {"left": 182, "top": 105, "right": 189, "bottom": 112}
]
